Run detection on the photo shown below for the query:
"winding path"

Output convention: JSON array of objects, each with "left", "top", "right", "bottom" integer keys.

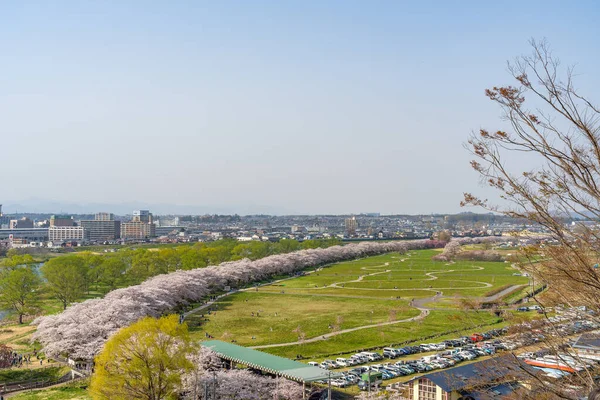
[
  {"left": 250, "top": 307, "right": 430, "bottom": 349},
  {"left": 183, "top": 254, "right": 524, "bottom": 349}
]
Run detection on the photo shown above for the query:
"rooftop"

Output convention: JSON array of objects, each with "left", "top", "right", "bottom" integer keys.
[
  {"left": 574, "top": 333, "right": 600, "bottom": 350},
  {"left": 201, "top": 340, "right": 342, "bottom": 383},
  {"left": 409, "top": 355, "right": 536, "bottom": 393}
]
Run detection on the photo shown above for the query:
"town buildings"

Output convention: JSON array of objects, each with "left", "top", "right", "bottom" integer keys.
[
  {"left": 80, "top": 213, "right": 121, "bottom": 242},
  {"left": 49, "top": 215, "right": 74, "bottom": 227},
  {"left": 9, "top": 217, "right": 34, "bottom": 229},
  {"left": 345, "top": 216, "right": 358, "bottom": 236},
  {"left": 49, "top": 226, "right": 85, "bottom": 242},
  {"left": 572, "top": 333, "right": 600, "bottom": 361},
  {"left": 121, "top": 210, "right": 156, "bottom": 239},
  {"left": 406, "top": 356, "right": 533, "bottom": 400}
]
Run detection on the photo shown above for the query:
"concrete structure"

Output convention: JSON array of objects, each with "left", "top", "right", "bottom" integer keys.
[
  {"left": 80, "top": 213, "right": 121, "bottom": 242},
  {"left": 95, "top": 212, "right": 114, "bottom": 221},
  {"left": 202, "top": 340, "right": 342, "bottom": 399},
  {"left": 573, "top": 333, "right": 600, "bottom": 361},
  {"left": 345, "top": 216, "right": 357, "bottom": 236},
  {"left": 49, "top": 226, "right": 85, "bottom": 242},
  {"left": 0, "top": 228, "right": 49, "bottom": 242},
  {"left": 9, "top": 217, "right": 34, "bottom": 229},
  {"left": 120, "top": 210, "right": 155, "bottom": 239},
  {"left": 133, "top": 210, "right": 152, "bottom": 224},
  {"left": 50, "top": 215, "right": 74, "bottom": 227},
  {"left": 121, "top": 221, "right": 155, "bottom": 239},
  {"left": 406, "top": 356, "right": 534, "bottom": 400}
]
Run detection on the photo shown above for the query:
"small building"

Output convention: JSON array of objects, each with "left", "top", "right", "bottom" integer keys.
[
  {"left": 406, "top": 355, "right": 535, "bottom": 400},
  {"left": 202, "top": 340, "right": 342, "bottom": 400},
  {"left": 573, "top": 333, "right": 600, "bottom": 361}
]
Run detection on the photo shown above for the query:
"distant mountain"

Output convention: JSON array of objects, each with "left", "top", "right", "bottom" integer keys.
[{"left": 1, "top": 198, "right": 296, "bottom": 216}]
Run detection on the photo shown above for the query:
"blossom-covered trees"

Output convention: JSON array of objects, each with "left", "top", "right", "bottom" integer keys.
[
  {"left": 431, "top": 236, "right": 511, "bottom": 261},
  {"left": 432, "top": 240, "right": 462, "bottom": 261},
  {"left": 180, "top": 349, "right": 303, "bottom": 400},
  {"left": 0, "top": 344, "right": 13, "bottom": 368},
  {"left": 34, "top": 239, "right": 451, "bottom": 359}
]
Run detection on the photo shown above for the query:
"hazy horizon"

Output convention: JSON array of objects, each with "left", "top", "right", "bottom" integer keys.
[{"left": 3, "top": 1, "right": 600, "bottom": 215}]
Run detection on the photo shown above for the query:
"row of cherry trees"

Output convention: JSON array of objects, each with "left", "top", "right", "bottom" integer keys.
[
  {"left": 33, "top": 238, "right": 497, "bottom": 359},
  {"left": 432, "top": 236, "right": 514, "bottom": 261}
]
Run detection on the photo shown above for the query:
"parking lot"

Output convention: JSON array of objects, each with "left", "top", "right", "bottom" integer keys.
[{"left": 308, "top": 306, "right": 600, "bottom": 390}]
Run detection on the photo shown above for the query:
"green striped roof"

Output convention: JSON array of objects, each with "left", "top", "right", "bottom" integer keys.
[{"left": 201, "top": 340, "right": 342, "bottom": 383}]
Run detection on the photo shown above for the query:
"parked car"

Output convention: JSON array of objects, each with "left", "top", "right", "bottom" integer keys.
[
  {"left": 335, "top": 358, "right": 348, "bottom": 367},
  {"left": 383, "top": 347, "right": 399, "bottom": 358}
]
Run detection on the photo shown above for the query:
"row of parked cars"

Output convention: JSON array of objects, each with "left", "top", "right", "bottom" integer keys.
[
  {"left": 311, "top": 328, "right": 508, "bottom": 371},
  {"left": 310, "top": 307, "right": 600, "bottom": 390}
]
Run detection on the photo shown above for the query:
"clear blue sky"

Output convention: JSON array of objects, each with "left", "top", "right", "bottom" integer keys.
[{"left": 1, "top": 1, "right": 599, "bottom": 215}]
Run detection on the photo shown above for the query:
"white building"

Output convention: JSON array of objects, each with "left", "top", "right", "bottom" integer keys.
[{"left": 49, "top": 226, "right": 85, "bottom": 242}]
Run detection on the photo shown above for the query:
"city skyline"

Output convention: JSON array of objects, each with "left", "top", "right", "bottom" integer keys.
[{"left": 2, "top": 1, "right": 600, "bottom": 214}]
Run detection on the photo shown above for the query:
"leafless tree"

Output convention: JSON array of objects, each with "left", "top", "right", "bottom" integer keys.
[{"left": 465, "top": 38, "right": 600, "bottom": 397}]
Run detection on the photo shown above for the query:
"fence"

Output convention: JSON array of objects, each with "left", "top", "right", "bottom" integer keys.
[{"left": 0, "top": 372, "right": 74, "bottom": 395}]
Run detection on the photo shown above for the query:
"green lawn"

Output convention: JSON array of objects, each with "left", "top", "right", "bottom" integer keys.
[
  {"left": 8, "top": 380, "right": 91, "bottom": 400},
  {"left": 184, "top": 249, "right": 527, "bottom": 358},
  {"left": 0, "top": 366, "right": 70, "bottom": 384},
  {"left": 256, "top": 250, "right": 527, "bottom": 299},
  {"left": 262, "top": 310, "right": 503, "bottom": 359},
  {"left": 187, "top": 292, "right": 418, "bottom": 346}
]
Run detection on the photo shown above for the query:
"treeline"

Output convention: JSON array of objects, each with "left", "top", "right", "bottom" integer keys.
[{"left": 0, "top": 239, "right": 339, "bottom": 322}]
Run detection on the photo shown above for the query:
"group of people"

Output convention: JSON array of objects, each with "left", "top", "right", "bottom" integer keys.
[{"left": 8, "top": 352, "right": 32, "bottom": 368}]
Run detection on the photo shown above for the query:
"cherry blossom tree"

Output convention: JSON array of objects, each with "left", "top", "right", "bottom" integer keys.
[
  {"left": 180, "top": 349, "right": 302, "bottom": 400},
  {"left": 34, "top": 239, "right": 455, "bottom": 359}
]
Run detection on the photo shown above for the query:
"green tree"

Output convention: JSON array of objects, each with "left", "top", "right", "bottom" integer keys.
[
  {"left": 0, "top": 266, "right": 41, "bottom": 324},
  {"left": 41, "top": 256, "right": 87, "bottom": 310},
  {"left": 90, "top": 315, "right": 195, "bottom": 400},
  {"left": 98, "top": 257, "right": 127, "bottom": 292},
  {"left": 278, "top": 239, "right": 301, "bottom": 253},
  {"left": 80, "top": 252, "right": 104, "bottom": 293},
  {"left": 2, "top": 254, "right": 35, "bottom": 269}
]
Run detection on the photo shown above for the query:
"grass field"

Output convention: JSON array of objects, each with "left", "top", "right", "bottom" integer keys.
[
  {"left": 257, "top": 250, "right": 528, "bottom": 298},
  {"left": 8, "top": 380, "right": 91, "bottom": 400},
  {"left": 187, "top": 249, "right": 528, "bottom": 358},
  {"left": 187, "top": 292, "right": 419, "bottom": 346}
]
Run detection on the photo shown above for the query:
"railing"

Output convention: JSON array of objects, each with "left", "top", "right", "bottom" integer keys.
[{"left": 0, "top": 372, "right": 74, "bottom": 395}]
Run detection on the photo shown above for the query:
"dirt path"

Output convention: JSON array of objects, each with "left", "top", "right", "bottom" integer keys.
[
  {"left": 250, "top": 307, "right": 430, "bottom": 349},
  {"left": 482, "top": 284, "right": 527, "bottom": 302},
  {"left": 329, "top": 263, "right": 391, "bottom": 288},
  {"left": 411, "top": 284, "right": 527, "bottom": 310}
]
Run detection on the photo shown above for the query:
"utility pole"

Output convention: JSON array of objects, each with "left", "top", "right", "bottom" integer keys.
[
  {"left": 327, "top": 371, "right": 331, "bottom": 399},
  {"left": 368, "top": 369, "right": 371, "bottom": 395}
]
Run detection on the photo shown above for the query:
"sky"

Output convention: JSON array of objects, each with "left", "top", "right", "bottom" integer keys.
[{"left": 1, "top": 1, "right": 600, "bottom": 215}]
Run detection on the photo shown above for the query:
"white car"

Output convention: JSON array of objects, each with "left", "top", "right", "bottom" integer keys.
[{"left": 335, "top": 358, "right": 348, "bottom": 367}]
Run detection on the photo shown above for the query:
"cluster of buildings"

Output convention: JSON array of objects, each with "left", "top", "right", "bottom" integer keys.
[
  {"left": 0, "top": 205, "right": 157, "bottom": 247},
  {"left": 0, "top": 202, "right": 554, "bottom": 249}
]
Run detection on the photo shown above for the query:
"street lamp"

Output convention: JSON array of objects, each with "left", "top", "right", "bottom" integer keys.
[{"left": 327, "top": 370, "right": 332, "bottom": 399}]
